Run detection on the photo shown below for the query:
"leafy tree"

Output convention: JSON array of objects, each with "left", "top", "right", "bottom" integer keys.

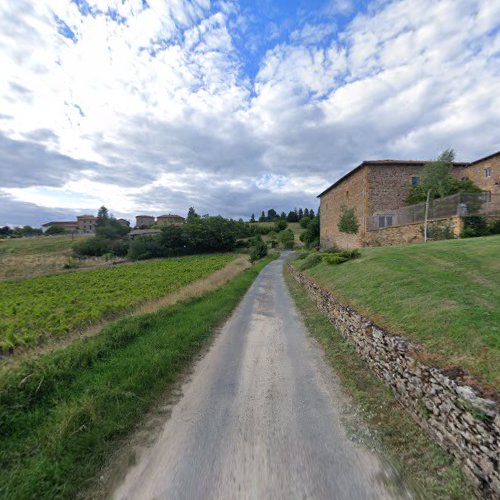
[
  {"left": 187, "top": 207, "right": 199, "bottom": 220},
  {"left": 160, "top": 225, "right": 184, "bottom": 250},
  {"left": 258, "top": 211, "right": 267, "bottom": 222},
  {"left": 298, "top": 208, "right": 303, "bottom": 219},
  {"left": 338, "top": 206, "right": 359, "bottom": 234},
  {"left": 267, "top": 209, "right": 277, "bottom": 220},
  {"left": 287, "top": 210, "right": 298, "bottom": 222},
  {"left": 280, "top": 211, "right": 287, "bottom": 220},
  {"left": 250, "top": 213, "right": 256, "bottom": 223},
  {"left": 304, "top": 208, "right": 309, "bottom": 218},
  {"left": 309, "top": 208, "right": 315, "bottom": 219},
  {"left": 97, "top": 206, "right": 109, "bottom": 222},
  {"left": 278, "top": 228, "right": 295, "bottom": 249},
  {"left": 268, "top": 230, "right": 278, "bottom": 248},
  {"left": 301, "top": 216, "right": 320, "bottom": 249},
  {"left": 250, "top": 236, "right": 267, "bottom": 262},
  {"left": 299, "top": 216, "right": 310, "bottom": 229},
  {"left": 407, "top": 149, "right": 481, "bottom": 204},
  {"left": 45, "top": 226, "right": 67, "bottom": 236},
  {"left": 274, "top": 219, "right": 288, "bottom": 231},
  {"left": 0, "top": 226, "right": 12, "bottom": 236},
  {"left": 182, "top": 216, "right": 236, "bottom": 252}
]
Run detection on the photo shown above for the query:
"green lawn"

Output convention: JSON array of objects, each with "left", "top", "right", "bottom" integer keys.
[
  {"left": 0, "top": 254, "right": 235, "bottom": 351},
  {"left": 0, "top": 255, "right": 276, "bottom": 499},
  {"left": 294, "top": 236, "right": 500, "bottom": 387}
]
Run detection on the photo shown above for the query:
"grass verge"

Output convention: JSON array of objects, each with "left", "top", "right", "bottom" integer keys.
[
  {"left": 285, "top": 266, "right": 475, "bottom": 499},
  {"left": 0, "top": 254, "right": 277, "bottom": 499},
  {"left": 291, "top": 236, "right": 500, "bottom": 387}
]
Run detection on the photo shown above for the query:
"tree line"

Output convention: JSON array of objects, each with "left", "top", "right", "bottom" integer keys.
[{"left": 250, "top": 207, "right": 316, "bottom": 223}]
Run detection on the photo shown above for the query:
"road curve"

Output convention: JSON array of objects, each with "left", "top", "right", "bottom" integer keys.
[{"left": 112, "top": 254, "right": 395, "bottom": 500}]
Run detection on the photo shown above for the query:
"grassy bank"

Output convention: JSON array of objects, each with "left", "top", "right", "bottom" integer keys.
[
  {"left": 285, "top": 268, "right": 474, "bottom": 499},
  {"left": 293, "top": 236, "right": 500, "bottom": 387},
  {"left": 0, "top": 253, "right": 235, "bottom": 351},
  {"left": 0, "top": 255, "right": 276, "bottom": 499}
]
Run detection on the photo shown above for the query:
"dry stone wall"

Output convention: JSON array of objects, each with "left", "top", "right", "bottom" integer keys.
[{"left": 288, "top": 265, "right": 499, "bottom": 498}]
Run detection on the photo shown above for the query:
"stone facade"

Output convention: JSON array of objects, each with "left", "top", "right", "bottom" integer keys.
[
  {"left": 288, "top": 265, "right": 499, "bottom": 498},
  {"left": 156, "top": 214, "right": 185, "bottom": 226},
  {"left": 135, "top": 215, "right": 155, "bottom": 228},
  {"left": 365, "top": 216, "right": 464, "bottom": 247},
  {"left": 76, "top": 215, "right": 96, "bottom": 234},
  {"left": 319, "top": 152, "right": 499, "bottom": 249},
  {"left": 461, "top": 153, "right": 500, "bottom": 196}
]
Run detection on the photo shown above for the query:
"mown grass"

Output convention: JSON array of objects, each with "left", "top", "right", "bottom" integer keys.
[
  {"left": 292, "top": 236, "right": 500, "bottom": 387},
  {"left": 0, "top": 254, "right": 276, "bottom": 499},
  {"left": 285, "top": 268, "right": 475, "bottom": 499},
  {"left": 0, "top": 253, "right": 235, "bottom": 351}
]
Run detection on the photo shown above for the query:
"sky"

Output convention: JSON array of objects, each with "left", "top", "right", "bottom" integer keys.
[{"left": 0, "top": 0, "right": 499, "bottom": 226}]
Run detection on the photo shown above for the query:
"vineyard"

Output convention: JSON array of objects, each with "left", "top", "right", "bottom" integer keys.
[{"left": 0, "top": 254, "right": 235, "bottom": 351}]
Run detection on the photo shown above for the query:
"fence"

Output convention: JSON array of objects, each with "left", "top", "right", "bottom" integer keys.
[{"left": 368, "top": 192, "right": 500, "bottom": 230}]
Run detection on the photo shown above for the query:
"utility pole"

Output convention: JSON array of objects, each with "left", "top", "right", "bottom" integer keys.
[{"left": 424, "top": 189, "right": 432, "bottom": 242}]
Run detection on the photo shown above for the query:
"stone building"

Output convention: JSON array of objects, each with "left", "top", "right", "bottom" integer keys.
[
  {"left": 318, "top": 152, "right": 498, "bottom": 249},
  {"left": 41, "top": 221, "right": 78, "bottom": 233},
  {"left": 135, "top": 215, "right": 155, "bottom": 228},
  {"left": 116, "top": 218, "right": 130, "bottom": 228},
  {"left": 76, "top": 215, "right": 97, "bottom": 234},
  {"left": 156, "top": 214, "right": 185, "bottom": 226}
]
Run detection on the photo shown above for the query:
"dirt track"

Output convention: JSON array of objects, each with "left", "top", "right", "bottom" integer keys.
[{"left": 112, "top": 254, "right": 397, "bottom": 500}]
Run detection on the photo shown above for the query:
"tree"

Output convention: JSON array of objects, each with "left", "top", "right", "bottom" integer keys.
[
  {"left": 45, "top": 225, "right": 67, "bottom": 236},
  {"left": 309, "top": 208, "right": 315, "bottom": 219},
  {"left": 95, "top": 206, "right": 129, "bottom": 240},
  {"left": 0, "top": 226, "right": 13, "bottom": 236},
  {"left": 280, "top": 211, "right": 287, "bottom": 220},
  {"left": 258, "top": 211, "right": 267, "bottom": 222},
  {"left": 97, "top": 206, "right": 109, "bottom": 222},
  {"left": 407, "top": 149, "right": 481, "bottom": 204},
  {"left": 267, "top": 209, "right": 277, "bottom": 220},
  {"left": 250, "top": 213, "right": 256, "bottom": 223},
  {"left": 274, "top": 219, "right": 288, "bottom": 231},
  {"left": 298, "top": 208, "right": 304, "bottom": 219},
  {"left": 301, "top": 216, "right": 320, "bottom": 249},
  {"left": 299, "top": 216, "right": 311, "bottom": 229},
  {"left": 287, "top": 210, "right": 298, "bottom": 222},
  {"left": 338, "top": 206, "right": 359, "bottom": 234},
  {"left": 250, "top": 236, "right": 268, "bottom": 262},
  {"left": 278, "top": 228, "right": 295, "bottom": 249},
  {"left": 304, "top": 208, "right": 309, "bottom": 218},
  {"left": 187, "top": 207, "right": 199, "bottom": 220}
]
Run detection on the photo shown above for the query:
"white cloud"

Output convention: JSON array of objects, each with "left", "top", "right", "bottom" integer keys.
[{"left": 0, "top": 0, "right": 499, "bottom": 225}]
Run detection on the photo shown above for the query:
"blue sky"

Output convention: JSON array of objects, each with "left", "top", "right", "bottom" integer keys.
[{"left": 0, "top": 0, "right": 499, "bottom": 226}]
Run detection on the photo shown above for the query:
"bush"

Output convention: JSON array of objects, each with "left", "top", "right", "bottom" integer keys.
[
  {"left": 301, "top": 216, "right": 320, "bottom": 249},
  {"left": 338, "top": 206, "right": 359, "bottom": 234},
  {"left": 489, "top": 220, "right": 500, "bottom": 235},
  {"left": 278, "top": 229, "right": 295, "bottom": 249},
  {"left": 461, "top": 216, "right": 489, "bottom": 238},
  {"left": 421, "top": 222, "right": 454, "bottom": 241},
  {"left": 298, "top": 253, "right": 322, "bottom": 271},
  {"left": 274, "top": 219, "right": 288, "bottom": 231},
  {"left": 299, "top": 216, "right": 311, "bottom": 229},
  {"left": 73, "top": 237, "right": 112, "bottom": 257},
  {"left": 295, "top": 251, "right": 310, "bottom": 260},
  {"left": 45, "top": 226, "right": 67, "bottom": 236},
  {"left": 250, "top": 237, "right": 268, "bottom": 262},
  {"left": 127, "top": 238, "right": 166, "bottom": 261},
  {"left": 323, "top": 249, "right": 361, "bottom": 265},
  {"left": 111, "top": 239, "right": 129, "bottom": 257}
]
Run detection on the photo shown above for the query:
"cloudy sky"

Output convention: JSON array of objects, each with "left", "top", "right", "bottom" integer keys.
[{"left": 0, "top": 0, "right": 499, "bottom": 226}]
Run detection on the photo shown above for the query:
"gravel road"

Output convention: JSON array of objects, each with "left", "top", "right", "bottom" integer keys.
[{"left": 112, "top": 254, "right": 396, "bottom": 500}]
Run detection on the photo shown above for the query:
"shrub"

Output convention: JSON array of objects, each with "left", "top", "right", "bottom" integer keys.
[
  {"left": 489, "top": 220, "right": 500, "bottom": 235},
  {"left": 301, "top": 216, "right": 320, "bottom": 249},
  {"left": 127, "top": 238, "right": 166, "bottom": 261},
  {"left": 323, "top": 249, "right": 361, "bottom": 265},
  {"left": 299, "top": 216, "right": 311, "bottom": 229},
  {"left": 298, "top": 253, "right": 322, "bottom": 271},
  {"left": 278, "top": 229, "right": 295, "bottom": 249},
  {"left": 274, "top": 219, "right": 288, "bottom": 231},
  {"left": 338, "top": 206, "right": 359, "bottom": 234},
  {"left": 250, "top": 237, "right": 268, "bottom": 262},
  {"left": 420, "top": 222, "right": 454, "bottom": 241},
  {"left": 111, "top": 239, "right": 129, "bottom": 257},
  {"left": 295, "top": 251, "right": 310, "bottom": 260},
  {"left": 45, "top": 226, "right": 67, "bottom": 236},
  {"left": 461, "top": 216, "right": 489, "bottom": 238},
  {"left": 73, "top": 237, "right": 112, "bottom": 257}
]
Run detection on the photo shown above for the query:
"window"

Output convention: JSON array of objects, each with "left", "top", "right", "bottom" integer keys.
[
  {"left": 411, "top": 176, "right": 419, "bottom": 186},
  {"left": 378, "top": 215, "right": 394, "bottom": 228},
  {"left": 484, "top": 167, "right": 492, "bottom": 177}
]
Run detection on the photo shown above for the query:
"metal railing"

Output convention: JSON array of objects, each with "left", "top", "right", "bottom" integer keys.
[{"left": 368, "top": 192, "right": 500, "bottom": 230}]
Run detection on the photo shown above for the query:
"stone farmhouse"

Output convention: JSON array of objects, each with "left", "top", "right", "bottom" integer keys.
[
  {"left": 42, "top": 215, "right": 129, "bottom": 234},
  {"left": 41, "top": 221, "right": 78, "bottom": 232},
  {"left": 318, "top": 151, "right": 499, "bottom": 249}
]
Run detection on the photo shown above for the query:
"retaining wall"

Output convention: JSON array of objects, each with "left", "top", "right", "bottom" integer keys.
[{"left": 288, "top": 265, "right": 499, "bottom": 498}]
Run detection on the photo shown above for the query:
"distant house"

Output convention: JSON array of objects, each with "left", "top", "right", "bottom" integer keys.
[
  {"left": 41, "top": 221, "right": 78, "bottom": 233},
  {"left": 318, "top": 151, "right": 499, "bottom": 249},
  {"left": 116, "top": 218, "right": 130, "bottom": 228},
  {"left": 77, "top": 215, "right": 97, "bottom": 234},
  {"left": 135, "top": 215, "right": 155, "bottom": 228},
  {"left": 156, "top": 214, "right": 185, "bottom": 226}
]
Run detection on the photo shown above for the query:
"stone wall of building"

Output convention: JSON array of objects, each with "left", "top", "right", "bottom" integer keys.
[
  {"left": 365, "top": 216, "right": 463, "bottom": 247},
  {"left": 288, "top": 265, "right": 499, "bottom": 498},
  {"left": 320, "top": 167, "right": 367, "bottom": 249},
  {"left": 462, "top": 154, "right": 500, "bottom": 195}
]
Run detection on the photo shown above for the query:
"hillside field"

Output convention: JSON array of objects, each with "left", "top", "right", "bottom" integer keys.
[
  {"left": 0, "top": 235, "right": 94, "bottom": 280},
  {"left": 0, "top": 254, "right": 235, "bottom": 352},
  {"left": 249, "top": 222, "right": 303, "bottom": 243},
  {"left": 293, "top": 236, "right": 500, "bottom": 387}
]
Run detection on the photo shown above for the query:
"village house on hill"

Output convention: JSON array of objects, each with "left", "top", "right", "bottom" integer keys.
[
  {"left": 135, "top": 214, "right": 185, "bottom": 228},
  {"left": 318, "top": 151, "right": 499, "bottom": 249}
]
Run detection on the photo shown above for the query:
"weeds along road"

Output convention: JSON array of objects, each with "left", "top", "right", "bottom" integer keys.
[{"left": 112, "top": 254, "right": 395, "bottom": 500}]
